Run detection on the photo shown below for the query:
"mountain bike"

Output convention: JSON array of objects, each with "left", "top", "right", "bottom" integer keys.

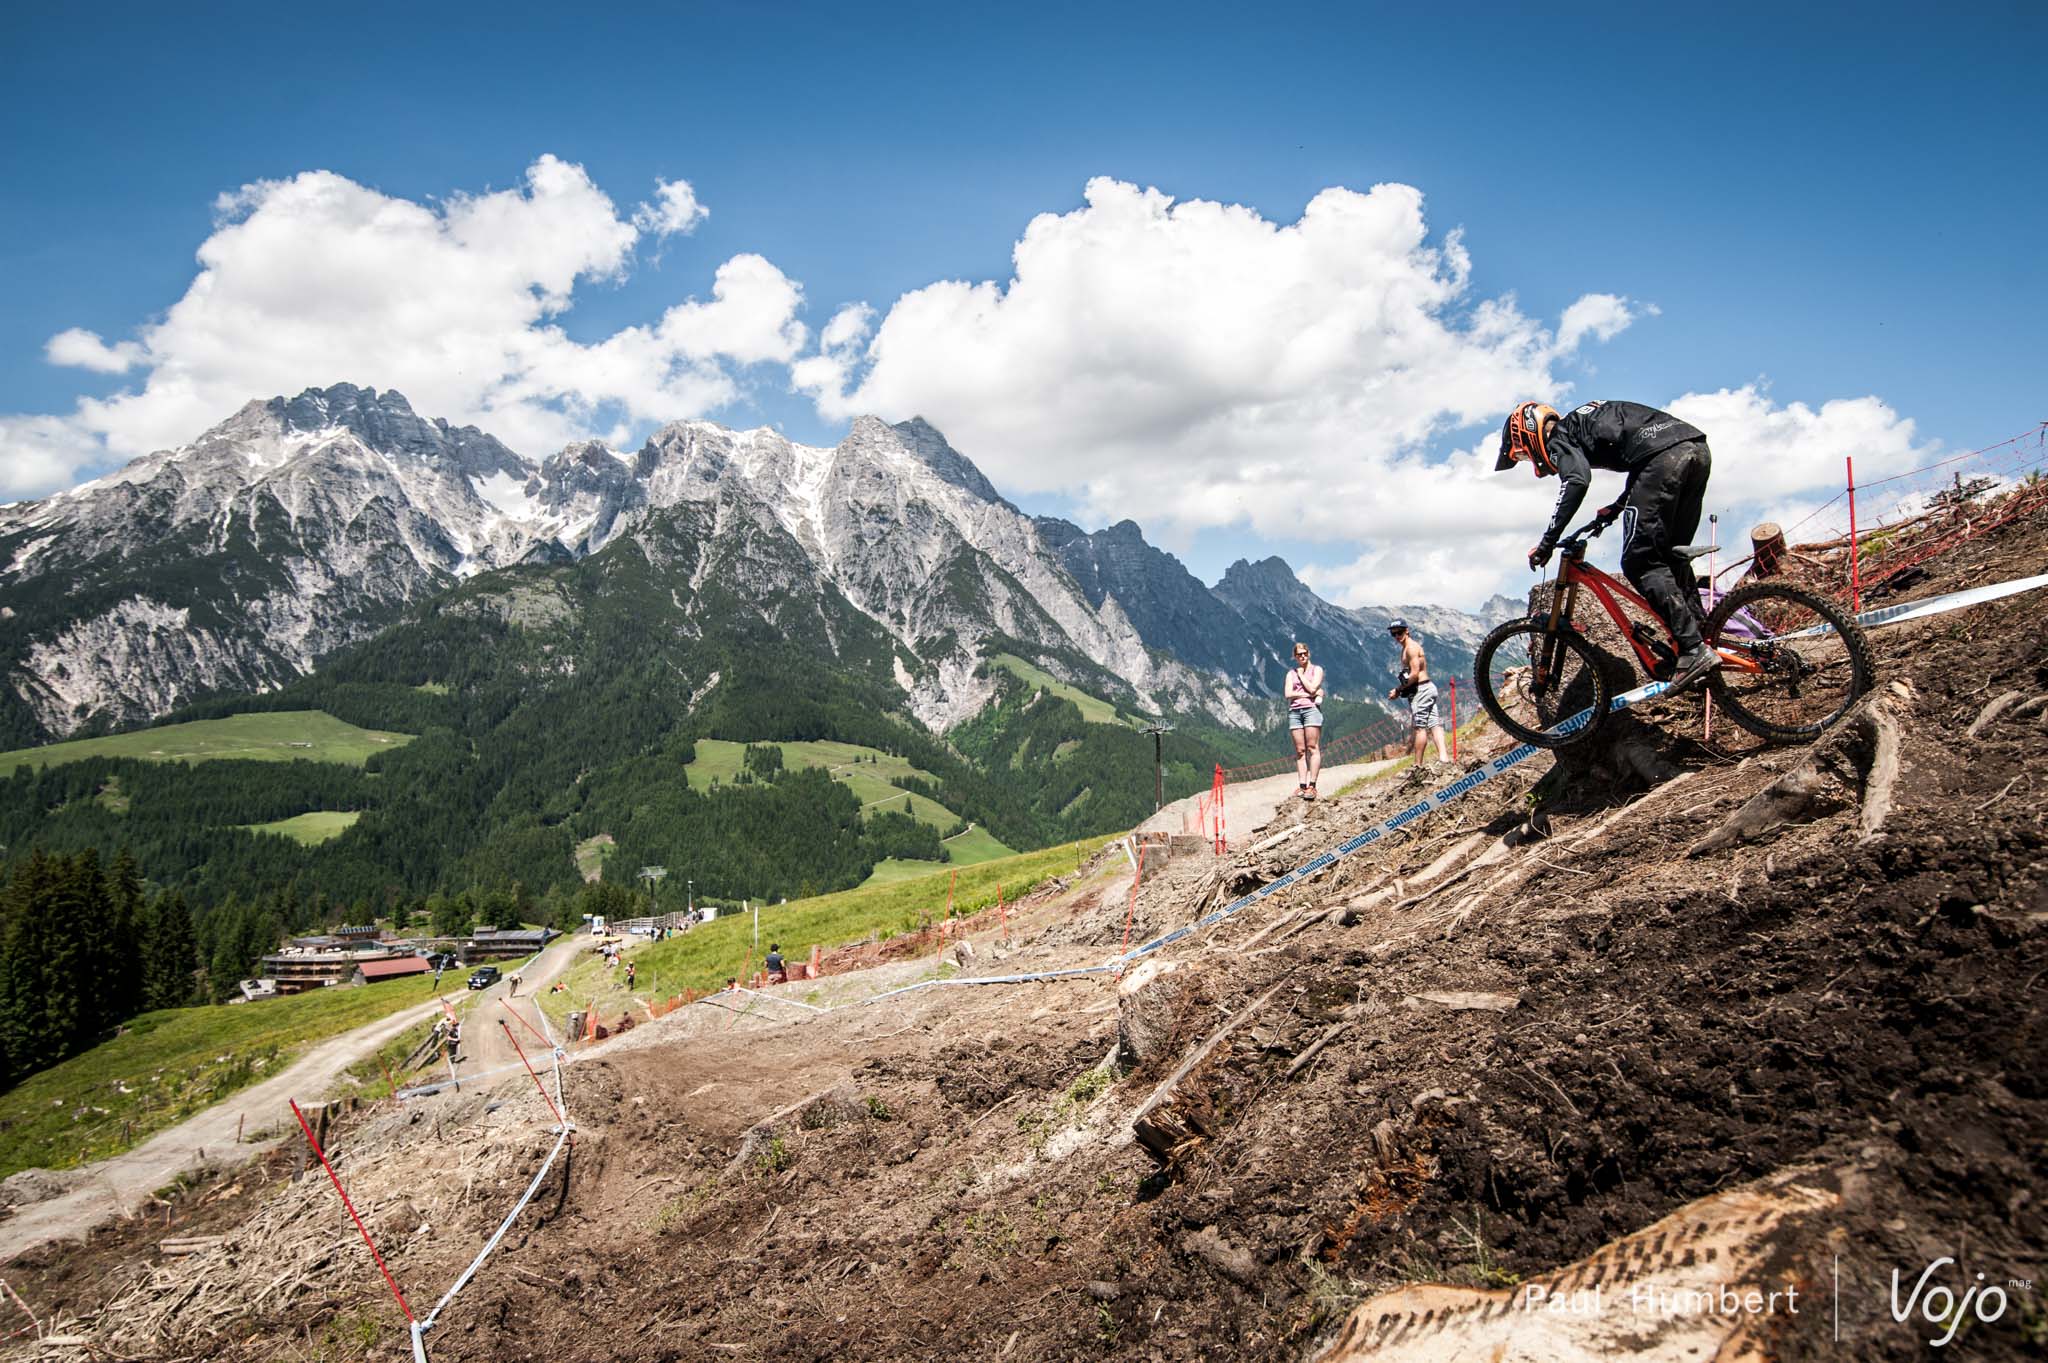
[{"left": 1473, "top": 518, "right": 1875, "bottom": 749}]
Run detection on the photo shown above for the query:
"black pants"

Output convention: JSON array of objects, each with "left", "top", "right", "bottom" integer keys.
[{"left": 1619, "top": 440, "right": 1711, "bottom": 653}]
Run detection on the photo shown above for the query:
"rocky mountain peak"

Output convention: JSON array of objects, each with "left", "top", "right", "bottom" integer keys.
[
  {"left": 198, "top": 382, "right": 524, "bottom": 482},
  {"left": 1215, "top": 556, "right": 1311, "bottom": 603},
  {"left": 884, "top": 416, "right": 1015, "bottom": 511}
]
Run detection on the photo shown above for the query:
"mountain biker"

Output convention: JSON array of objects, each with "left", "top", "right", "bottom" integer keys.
[{"left": 1497, "top": 400, "right": 1720, "bottom": 691}]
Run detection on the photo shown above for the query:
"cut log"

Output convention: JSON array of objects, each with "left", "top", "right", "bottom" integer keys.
[
  {"left": 1750, "top": 522, "right": 1787, "bottom": 577},
  {"left": 1284, "top": 1021, "right": 1354, "bottom": 1080},
  {"left": 1402, "top": 991, "right": 1520, "bottom": 1012}
]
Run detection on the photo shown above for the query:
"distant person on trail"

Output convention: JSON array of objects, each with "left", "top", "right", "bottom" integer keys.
[
  {"left": 765, "top": 944, "right": 786, "bottom": 982},
  {"left": 625, "top": 961, "right": 636, "bottom": 990},
  {"left": 1285, "top": 643, "right": 1326, "bottom": 801},
  {"left": 1386, "top": 621, "right": 1450, "bottom": 767},
  {"left": 1499, "top": 399, "right": 1719, "bottom": 692},
  {"left": 508, "top": 971, "right": 522, "bottom": 997}
]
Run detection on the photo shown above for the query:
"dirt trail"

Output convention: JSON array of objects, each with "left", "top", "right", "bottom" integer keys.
[
  {"left": 0, "top": 936, "right": 583, "bottom": 1265},
  {"left": 1140, "top": 756, "right": 1400, "bottom": 839}
]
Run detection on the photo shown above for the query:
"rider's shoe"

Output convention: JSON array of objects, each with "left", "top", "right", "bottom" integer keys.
[{"left": 1668, "top": 644, "right": 1722, "bottom": 693}]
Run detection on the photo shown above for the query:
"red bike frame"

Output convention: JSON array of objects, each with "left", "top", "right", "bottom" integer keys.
[{"left": 1550, "top": 551, "right": 1764, "bottom": 678}]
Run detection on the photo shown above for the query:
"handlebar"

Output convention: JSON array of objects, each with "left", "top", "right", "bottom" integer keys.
[{"left": 1557, "top": 517, "right": 1612, "bottom": 554}]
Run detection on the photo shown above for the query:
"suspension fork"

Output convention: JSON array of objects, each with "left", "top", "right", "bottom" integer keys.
[{"left": 1536, "top": 564, "right": 1581, "bottom": 688}]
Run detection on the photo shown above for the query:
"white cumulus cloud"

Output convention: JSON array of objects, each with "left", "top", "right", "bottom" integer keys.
[
  {"left": 0, "top": 414, "right": 106, "bottom": 500},
  {"left": 2, "top": 156, "right": 803, "bottom": 496},
  {"left": 633, "top": 178, "right": 709, "bottom": 237},
  {"left": 45, "top": 328, "right": 147, "bottom": 374},
  {"left": 1297, "top": 385, "right": 1938, "bottom": 608},
  {"left": 795, "top": 176, "right": 1641, "bottom": 555},
  {"left": 794, "top": 178, "right": 1940, "bottom": 608}
]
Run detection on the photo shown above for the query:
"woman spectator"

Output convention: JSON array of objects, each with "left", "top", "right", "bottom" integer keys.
[{"left": 1285, "top": 643, "right": 1326, "bottom": 800}]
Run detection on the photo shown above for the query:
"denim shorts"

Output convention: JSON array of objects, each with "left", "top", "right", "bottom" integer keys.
[{"left": 1289, "top": 706, "right": 1323, "bottom": 730}]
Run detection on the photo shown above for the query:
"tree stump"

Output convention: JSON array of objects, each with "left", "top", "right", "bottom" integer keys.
[
  {"left": 1749, "top": 522, "right": 1787, "bottom": 578},
  {"left": 1115, "top": 960, "right": 1187, "bottom": 1068}
]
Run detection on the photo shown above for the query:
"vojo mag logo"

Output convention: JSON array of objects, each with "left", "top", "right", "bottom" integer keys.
[{"left": 1889, "top": 1257, "right": 2025, "bottom": 1348}]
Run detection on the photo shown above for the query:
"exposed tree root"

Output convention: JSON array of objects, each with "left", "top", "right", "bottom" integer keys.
[
  {"left": 1687, "top": 694, "right": 1904, "bottom": 857},
  {"left": 1967, "top": 688, "right": 2023, "bottom": 738}
]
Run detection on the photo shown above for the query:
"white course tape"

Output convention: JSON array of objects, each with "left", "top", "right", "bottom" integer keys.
[
  {"left": 728, "top": 985, "right": 828, "bottom": 1011},
  {"left": 1853, "top": 570, "right": 2048, "bottom": 630},
  {"left": 395, "top": 1060, "right": 531, "bottom": 1100},
  {"left": 413, "top": 1122, "right": 571, "bottom": 1342},
  {"left": 1112, "top": 677, "right": 1668, "bottom": 963},
  {"left": 862, "top": 963, "right": 1116, "bottom": 1003}
]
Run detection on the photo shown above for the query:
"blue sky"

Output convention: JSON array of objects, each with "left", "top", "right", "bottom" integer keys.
[{"left": 3, "top": 0, "right": 2041, "bottom": 605}]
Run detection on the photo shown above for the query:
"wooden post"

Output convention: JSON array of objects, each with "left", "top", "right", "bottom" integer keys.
[{"left": 1749, "top": 522, "right": 1787, "bottom": 577}]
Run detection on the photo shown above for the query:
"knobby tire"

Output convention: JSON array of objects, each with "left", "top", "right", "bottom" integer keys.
[
  {"left": 1473, "top": 617, "right": 1613, "bottom": 750},
  {"left": 1704, "top": 582, "right": 1875, "bottom": 743}
]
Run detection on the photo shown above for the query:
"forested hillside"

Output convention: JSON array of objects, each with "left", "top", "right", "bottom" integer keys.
[{"left": 0, "top": 506, "right": 1245, "bottom": 928}]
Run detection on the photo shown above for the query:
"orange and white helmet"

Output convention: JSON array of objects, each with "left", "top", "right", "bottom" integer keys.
[{"left": 1496, "top": 401, "right": 1560, "bottom": 475}]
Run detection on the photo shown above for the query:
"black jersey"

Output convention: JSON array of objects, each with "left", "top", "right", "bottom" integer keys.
[{"left": 1537, "top": 401, "right": 1706, "bottom": 550}]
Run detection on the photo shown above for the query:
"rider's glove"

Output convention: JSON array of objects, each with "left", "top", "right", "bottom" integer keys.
[
  {"left": 1528, "top": 543, "right": 1553, "bottom": 571},
  {"left": 1594, "top": 503, "right": 1621, "bottom": 527}
]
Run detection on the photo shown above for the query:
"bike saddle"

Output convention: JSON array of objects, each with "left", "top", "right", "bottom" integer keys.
[{"left": 1672, "top": 544, "right": 1718, "bottom": 560}]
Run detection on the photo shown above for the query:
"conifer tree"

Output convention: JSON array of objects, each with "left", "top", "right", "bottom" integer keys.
[
  {"left": 143, "top": 892, "right": 199, "bottom": 1011},
  {"left": 106, "top": 849, "right": 146, "bottom": 1021}
]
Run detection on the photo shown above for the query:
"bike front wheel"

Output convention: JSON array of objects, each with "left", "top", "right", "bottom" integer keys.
[
  {"left": 1705, "top": 582, "right": 1875, "bottom": 743},
  {"left": 1473, "top": 616, "right": 1614, "bottom": 749}
]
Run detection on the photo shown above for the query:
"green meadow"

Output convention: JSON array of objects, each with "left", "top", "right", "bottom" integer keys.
[
  {"left": 0, "top": 971, "right": 492, "bottom": 1179},
  {"left": 537, "top": 836, "right": 1103, "bottom": 1029},
  {"left": 239, "top": 810, "right": 362, "bottom": 845},
  {"left": 988, "top": 654, "right": 1130, "bottom": 727},
  {"left": 0, "top": 710, "right": 414, "bottom": 772},
  {"left": 681, "top": 738, "right": 1017, "bottom": 883}
]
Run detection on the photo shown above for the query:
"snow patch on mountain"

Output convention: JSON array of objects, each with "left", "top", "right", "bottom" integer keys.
[{"left": 3, "top": 381, "right": 1453, "bottom": 744}]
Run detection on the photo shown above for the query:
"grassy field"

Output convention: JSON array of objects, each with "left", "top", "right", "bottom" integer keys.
[
  {"left": 989, "top": 654, "right": 1130, "bottom": 727},
  {"left": 573, "top": 833, "right": 616, "bottom": 882},
  {"left": 537, "top": 836, "right": 1105, "bottom": 1031},
  {"left": 859, "top": 858, "right": 954, "bottom": 887},
  {"left": 0, "top": 970, "right": 501, "bottom": 1179},
  {"left": 0, "top": 711, "right": 415, "bottom": 772},
  {"left": 239, "top": 810, "right": 362, "bottom": 845},
  {"left": 685, "top": 739, "right": 1017, "bottom": 879}
]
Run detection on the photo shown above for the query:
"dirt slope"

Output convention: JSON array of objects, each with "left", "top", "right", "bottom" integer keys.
[
  {"left": 0, "top": 937, "right": 583, "bottom": 1267},
  {"left": 6, "top": 513, "right": 2046, "bottom": 1361}
]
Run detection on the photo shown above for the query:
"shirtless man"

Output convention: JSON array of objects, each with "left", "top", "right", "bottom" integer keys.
[{"left": 1386, "top": 620, "right": 1450, "bottom": 766}]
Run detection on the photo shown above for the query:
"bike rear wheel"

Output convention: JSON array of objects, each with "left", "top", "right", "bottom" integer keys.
[
  {"left": 1704, "top": 582, "right": 1875, "bottom": 742},
  {"left": 1473, "top": 616, "right": 1614, "bottom": 749}
]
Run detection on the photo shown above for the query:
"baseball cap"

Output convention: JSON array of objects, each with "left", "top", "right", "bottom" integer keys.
[{"left": 1388, "top": 619, "right": 1407, "bottom": 633}]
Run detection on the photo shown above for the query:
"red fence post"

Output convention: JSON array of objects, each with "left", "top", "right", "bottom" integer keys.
[
  {"left": 290, "top": 1099, "right": 415, "bottom": 1323},
  {"left": 1846, "top": 455, "right": 1861, "bottom": 612},
  {"left": 1119, "top": 842, "right": 1144, "bottom": 963},
  {"left": 1449, "top": 679, "right": 1458, "bottom": 760},
  {"left": 1211, "top": 764, "right": 1226, "bottom": 855}
]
